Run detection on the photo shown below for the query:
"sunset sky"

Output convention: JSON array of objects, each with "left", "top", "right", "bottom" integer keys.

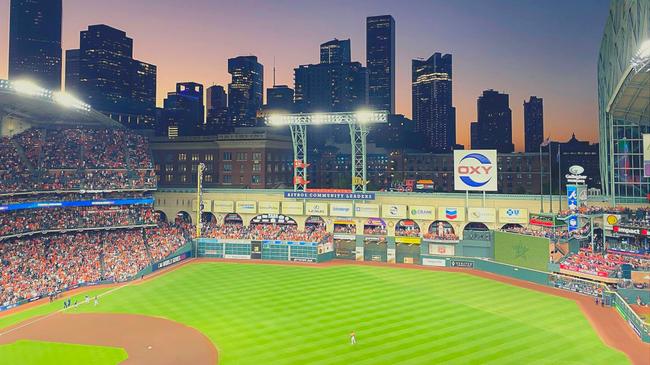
[{"left": 0, "top": 0, "right": 610, "bottom": 151}]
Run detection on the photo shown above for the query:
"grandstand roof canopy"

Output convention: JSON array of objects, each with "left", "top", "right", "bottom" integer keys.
[{"left": 0, "top": 80, "right": 122, "bottom": 129}]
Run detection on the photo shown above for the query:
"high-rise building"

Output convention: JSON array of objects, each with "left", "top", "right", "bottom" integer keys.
[
  {"left": 8, "top": 0, "right": 62, "bottom": 90},
  {"left": 294, "top": 62, "right": 367, "bottom": 112},
  {"left": 228, "top": 56, "right": 264, "bottom": 128},
  {"left": 66, "top": 25, "right": 157, "bottom": 129},
  {"left": 472, "top": 89, "right": 514, "bottom": 153},
  {"left": 524, "top": 96, "right": 544, "bottom": 153},
  {"left": 160, "top": 82, "right": 204, "bottom": 137},
  {"left": 412, "top": 53, "right": 456, "bottom": 152},
  {"left": 320, "top": 39, "right": 351, "bottom": 64},
  {"left": 266, "top": 85, "right": 294, "bottom": 111},
  {"left": 366, "top": 15, "right": 395, "bottom": 114},
  {"left": 206, "top": 85, "right": 230, "bottom": 134},
  {"left": 64, "top": 49, "right": 80, "bottom": 93}
]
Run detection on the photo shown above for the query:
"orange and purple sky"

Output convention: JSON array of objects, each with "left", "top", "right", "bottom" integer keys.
[{"left": 0, "top": 0, "right": 609, "bottom": 151}]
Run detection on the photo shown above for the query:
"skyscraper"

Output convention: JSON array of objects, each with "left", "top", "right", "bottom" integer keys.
[
  {"left": 412, "top": 53, "right": 456, "bottom": 152},
  {"left": 294, "top": 62, "right": 367, "bottom": 112},
  {"left": 8, "top": 0, "right": 62, "bottom": 90},
  {"left": 206, "top": 85, "right": 230, "bottom": 134},
  {"left": 228, "top": 56, "right": 264, "bottom": 128},
  {"left": 366, "top": 15, "right": 395, "bottom": 114},
  {"left": 472, "top": 90, "right": 514, "bottom": 153},
  {"left": 266, "top": 85, "right": 294, "bottom": 111},
  {"left": 524, "top": 96, "right": 544, "bottom": 153},
  {"left": 66, "top": 25, "right": 156, "bottom": 129},
  {"left": 161, "top": 82, "right": 204, "bottom": 137},
  {"left": 320, "top": 39, "right": 351, "bottom": 64}
]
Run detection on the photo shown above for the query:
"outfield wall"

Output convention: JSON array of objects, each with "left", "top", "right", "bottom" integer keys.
[
  {"left": 493, "top": 231, "right": 550, "bottom": 272},
  {"left": 196, "top": 238, "right": 330, "bottom": 263}
]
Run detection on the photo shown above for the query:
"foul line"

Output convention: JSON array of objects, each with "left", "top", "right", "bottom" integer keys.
[
  {"left": 0, "top": 257, "right": 195, "bottom": 338},
  {"left": 0, "top": 280, "right": 128, "bottom": 338}
]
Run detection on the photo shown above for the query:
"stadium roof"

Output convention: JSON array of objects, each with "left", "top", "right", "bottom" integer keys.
[
  {"left": 0, "top": 79, "right": 123, "bottom": 129},
  {"left": 606, "top": 40, "right": 650, "bottom": 126}
]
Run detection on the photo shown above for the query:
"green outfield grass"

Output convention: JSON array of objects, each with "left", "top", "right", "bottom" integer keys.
[
  {"left": 1, "top": 262, "right": 629, "bottom": 364},
  {"left": 0, "top": 340, "right": 127, "bottom": 365}
]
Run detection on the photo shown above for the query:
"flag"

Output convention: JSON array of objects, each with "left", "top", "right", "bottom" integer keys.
[{"left": 540, "top": 137, "right": 551, "bottom": 147}]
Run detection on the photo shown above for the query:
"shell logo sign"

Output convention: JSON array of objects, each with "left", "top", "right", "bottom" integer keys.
[{"left": 454, "top": 150, "right": 498, "bottom": 191}]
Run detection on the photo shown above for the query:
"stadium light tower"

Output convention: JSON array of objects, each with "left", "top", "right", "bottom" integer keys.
[{"left": 267, "top": 110, "right": 388, "bottom": 192}]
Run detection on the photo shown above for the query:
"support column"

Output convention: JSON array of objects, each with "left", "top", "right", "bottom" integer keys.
[
  {"left": 349, "top": 123, "right": 369, "bottom": 192},
  {"left": 290, "top": 124, "right": 308, "bottom": 191}
]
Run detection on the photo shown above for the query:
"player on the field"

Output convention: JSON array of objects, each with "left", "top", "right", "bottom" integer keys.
[{"left": 350, "top": 331, "right": 356, "bottom": 345}]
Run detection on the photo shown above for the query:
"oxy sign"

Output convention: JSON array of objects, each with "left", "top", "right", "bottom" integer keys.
[{"left": 454, "top": 150, "right": 498, "bottom": 191}]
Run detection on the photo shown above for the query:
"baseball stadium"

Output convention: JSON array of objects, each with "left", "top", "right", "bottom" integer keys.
[{"left": 1, "top": 4, "right": 650, "bottom": 365}]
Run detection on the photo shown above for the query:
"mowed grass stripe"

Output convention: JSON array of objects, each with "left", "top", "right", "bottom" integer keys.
[{"left": 46, "top": 262, "right": 631, "bottom": 365}]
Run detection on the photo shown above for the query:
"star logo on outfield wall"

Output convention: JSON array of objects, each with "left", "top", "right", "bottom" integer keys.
[{"left": 513, "top": 244, "right": 529, "bottom": 261}]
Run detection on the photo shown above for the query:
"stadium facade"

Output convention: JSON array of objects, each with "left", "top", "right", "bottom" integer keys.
[{"left": 597, "top": 0, "right": 650, "bottom": 204}]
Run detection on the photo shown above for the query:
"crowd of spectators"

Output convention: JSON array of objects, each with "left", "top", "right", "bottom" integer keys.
[
  {"left": 334, "top": 224, "right": 356, "bottom": 235},
  {"left": 395, "top": 226, "right": 421, "bottom": 237},
  {"left": 0, "top": 128, "right": 155, "bottom": 193},
  {"left": 363, "top": 225, "right": 387, "bottom": 236},
  {"left": 0, "top": 224, "right": 189, "bottom": 307},
  {"left": 0, "top": 206, "right": 156, "bottom": 238},
  {"left": 560, "top": 248, "right": 650, "bottom": 277},
  {"left": 201, "top": 222, "right": 332, "bottom": 243},
  {"left": 422, "top": 232, "right": 459, "bottom": 241}
]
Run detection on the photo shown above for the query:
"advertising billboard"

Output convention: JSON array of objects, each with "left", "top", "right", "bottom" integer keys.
[
  {"left": 305, "top": 202, "right": 328, "bottom": 216},
  {"left": 330, "top": 202, "right": 353, "bottom": 217},
  {"left": 235, "top": 201, "right": 257, "bottom": 214},
  {"left": 409, "top": 205, "right": 436, "bottom": 220},
  {"left": 438, "top": 207, "right": 465, "bottom": 222},
  {"left": 566, "top": 185, "right": 578, "bottom": 211},
  {"left": 454, "top": 150, "right": 498, "bottom": 191},
  {"left": 281, "top": 201, "right": 304, "bottom": 215},
  {"left": 258, "top": 201, "right": 280, "bottom": 214},
  {"left": 381, "top": 204, "right": 407, "bottom": 219},
  {"left": 467, "top": 207, "right": 496, "bottom": 223},
  {"left": 213, "top": 201, "right": 234, "bottom": 213},
  {"left": 354, "top": 203, "right": 380, "bottom": 218},
  {"left": 498, "top": 208, "right": 528, "bottom": 224}
]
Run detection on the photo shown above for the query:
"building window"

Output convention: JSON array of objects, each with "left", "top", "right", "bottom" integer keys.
[
  {"left": 165, "top": 164, "right": 174, "bottom": 172},
  {"left": 240, "top": 175, "right": 245, "bottom": 184},
  {"left": 240, "top": 164, "right": 245, "bottom": 172},
  {"left": 253, "top": 163, "right": 261, "bottom": 172},
  {"left": 205, "top": 174, "right": 213, "bottom": 182},
  {"left": 181, "top": 175, "right": 188, "bottom": 183},
  {"left": 205, "top": 163, "right": 213, "bottom": 172},
  {"left": 205, "top": 154, "right": 214, "bottom": 161},
  {"left": 236, "top": 152, "right": 248, "bottom": 161},
  {"left": 252, "top": 152, "right": 262, "bottom": 161},
  {"left": 165, "top": 174, "right": 173, "bottom": 182},
  {"left": 180, "top": 164, "right": 187, "bottom": 172},
  {"left": 223, "top": 175, "right": 232, "bottom": 184},
  {"left": 191, "top": 153, "right": 199, "bottom": 161},
  {"left": 178, "top": 153, "right": 187, "bottom": 161},
  {"left": 192, "top": 164, "right": 198, "bottom": 172},
  {"left": 223, "top": 152, "right": 232, "bottom": 161},
  {"left": 252, "top": 175, "right": 260, "bottom": 184},
  {"left": 223, "top": 163, "right": 232, "bottom": 172}
]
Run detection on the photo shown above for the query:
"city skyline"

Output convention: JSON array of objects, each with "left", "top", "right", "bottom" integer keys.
[{"left": 0, "top": 0, "right": 609, "bottom": 150}]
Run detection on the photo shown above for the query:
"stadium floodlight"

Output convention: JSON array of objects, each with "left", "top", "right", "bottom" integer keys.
[
  {"left": 53, "top": 91, "right": 91, "bottom": 111},
  {"left": 13, "top": 80, "right": 48, "bottom": 97},
  {"left": 265, "top": 111, "right": 388, "bottom": 126}
]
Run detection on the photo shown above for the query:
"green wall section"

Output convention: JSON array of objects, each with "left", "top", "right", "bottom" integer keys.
[{"left": 493, "top": 231, "right": 550, "bottom": 272}]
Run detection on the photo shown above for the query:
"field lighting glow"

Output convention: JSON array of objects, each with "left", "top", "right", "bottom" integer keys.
[
  {"left": 53, "top": 91, "right": 87, "bottom": 110},
  {"left": 266, "top": 111, "right": 388, "bottom": 126},
  {"left": 13, "top": 79, "right": 49, "bottom": 97}
]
